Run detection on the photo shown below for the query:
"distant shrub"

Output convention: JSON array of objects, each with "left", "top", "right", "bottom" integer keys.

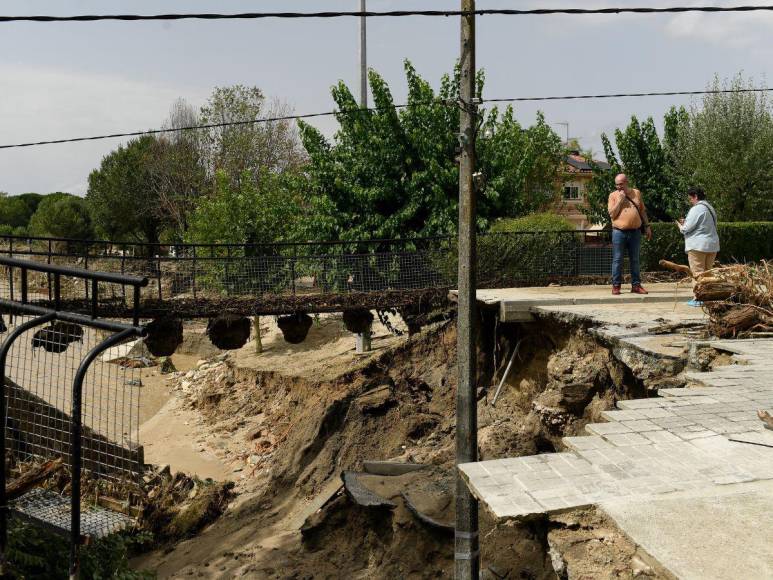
[{"left": 489, "top": 212, "right": 575, "bottom": 233}]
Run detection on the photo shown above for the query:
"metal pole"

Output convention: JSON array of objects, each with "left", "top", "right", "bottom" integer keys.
[
  {"left": 359, "top": 0, "right": 367, "bottom": 108},
  {"left": 456, "top": 1, "right": 479, "bottom": 579},
  {"left": 69, "top": 327, "right": 138, "bottom": 580}
]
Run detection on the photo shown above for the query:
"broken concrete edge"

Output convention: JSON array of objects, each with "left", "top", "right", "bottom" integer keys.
[
  {"left": 362, "top": 461, "right": 428, "bottom": 477},
  {"left": 456, "top": 464, "right": 586, "bottom": 523},
  {"left": 400, "top": 491, "right": 454, "bottom": 534},
  {"left": 340, "top": 471, "right": 396, "bottom": 509}
]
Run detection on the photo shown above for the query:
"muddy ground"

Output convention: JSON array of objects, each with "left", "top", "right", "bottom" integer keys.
[{"left": 128, "top": 310, "right": 685, "bottom": 579}]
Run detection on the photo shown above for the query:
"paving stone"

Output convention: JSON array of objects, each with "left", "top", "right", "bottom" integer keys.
[
  {"left": 603, "top": 432, "right": 652, "bottom": 447},
  {"left": 586, "top": 422, "right": 633, "bottom": 435},
  {"left": 562, "top": 435, "right": 610, "bottom": 452},
  {"left": 601, "top": 409, "right": 650, "bottom": 422},
  {"left": 642, "top": 430, "right": 682, "bottom": 444},
  {"left": 621, "top": 419, "right": 662, "bottom": 432}
]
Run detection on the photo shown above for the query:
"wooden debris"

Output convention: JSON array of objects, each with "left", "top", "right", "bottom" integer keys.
[
  {"left": 659, "top": 259, "right": 693, "bottom": 277},
  {"left": 687, "top": 261, "right": 773, "bottom": 338},
  {"left": 7, "top": 458, "right": 63, "bottom": 501}
]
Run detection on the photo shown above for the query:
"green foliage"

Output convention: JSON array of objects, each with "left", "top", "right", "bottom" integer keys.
[
  {"left": 641, "top": 222, "right": 773, "bottom": 270},
  {"left": 437, "top": 213, "right": 579, "bottom": 286},
  {"left": 299, "top": 60, "right": 564, "bottom": 240},
  {"left": 186, "top": 170, "right": 304, "bottom": 246},
  {"left": 489, "top": 212, "right": 574, "bottom": 233},
  {"left": 585, "top": 111, "right": 687, "bottom": 225},
  {"left": 29, "top": 193, "right": 93, "bottom": 239},
  {"left": 677, "top": 75, "right": 773, "bottom": 221},
  {"left": 87, "top": 135, "right": 166, "bottom": 243},
  {"left": 7, "top": 519, "right": 154, "bottom": 579},
  {"left": 0, "top": 196, "right": 33, "bottom": 229},
  {"left": 198, "top": 85, "right": 306, "bottom": 192},
  {"left": 587, "top": 74, "right": 773, "bottom": 226},
  {"left": 16, "top": 193, "right": 45, "bottom": 216}
]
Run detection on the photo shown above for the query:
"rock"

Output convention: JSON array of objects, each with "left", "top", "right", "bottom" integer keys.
[
  {"left": 126, "top": 379, "right": 143, "bottom": 387},
  {"left": 248, "top": 455, "right": 260, "bottom": 465},
  {"left": 197, "top": 359, "right": 207, "bottom": 368},
  {"left": 558, "top": 381, "right": 597, "bottom": 413},
  {"left": 159, "top": 357, "right": 177, "bottom": 374}
]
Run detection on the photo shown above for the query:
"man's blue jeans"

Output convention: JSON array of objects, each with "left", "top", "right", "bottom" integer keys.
[{"left": 612, "top": 228, "right": 642, "bottom": 287}]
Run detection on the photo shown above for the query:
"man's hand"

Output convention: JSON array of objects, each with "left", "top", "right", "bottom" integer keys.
[{"left": 645, "top": 226, "right": 653, "bottom": 241}]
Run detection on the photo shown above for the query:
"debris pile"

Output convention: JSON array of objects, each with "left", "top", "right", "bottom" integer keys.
[
  {"left": 7, "top": 457, "right": 234, "bottom": 544},
  {"left": 693, "top": 262, "right": 773, "bottom": 337}
]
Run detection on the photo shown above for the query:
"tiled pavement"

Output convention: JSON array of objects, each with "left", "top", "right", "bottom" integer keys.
[{"left": 459, "top": 339, "right": 773, "bottom": 519}]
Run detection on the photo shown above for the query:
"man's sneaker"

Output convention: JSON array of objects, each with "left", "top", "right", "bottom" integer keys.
[
  {"left": 631, "top": 285, "right": 649, "bottom": 295},
  {"left": 687, "top": 299, "right": 703, "bottom": 307},
  {"left": 612, "top": 286, "right": 621, "bottom": 295}
]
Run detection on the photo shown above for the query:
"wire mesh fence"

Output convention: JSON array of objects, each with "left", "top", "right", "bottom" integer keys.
[
  {"left": 0, "top": 231, "right": 616, "bottom": 309},
  {"left": 1, "top": 313, "right": 142, "bottom": 482}
]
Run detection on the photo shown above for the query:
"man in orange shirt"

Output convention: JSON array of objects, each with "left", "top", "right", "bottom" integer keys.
[{"left": 608, "top": 174, "right": 652, "bottom": 295}]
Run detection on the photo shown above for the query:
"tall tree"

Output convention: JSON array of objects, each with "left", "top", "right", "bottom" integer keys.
[
  {"left": 198, "top": 86, "right": 306, "bottom": 193},
  {"left": 186, "top": 169, "right": 304, "bottom": 245},
  {"left": 585, "top": 112, "right": 687, "bottom": 225},
  {"left": 86, "top": 136, "right": 164, "bottom": 244},
  {"left": 678, "top": 74, "right": 773, "bottom": 221},
  {"left": 299, "top": 60, "right": 564, "bottom": 240},
  {"left": 151, "top": 99, "right": 207, "bottom": 240},
  {"left": 29, "top": 193, "right": 93, "bottom": 239}
]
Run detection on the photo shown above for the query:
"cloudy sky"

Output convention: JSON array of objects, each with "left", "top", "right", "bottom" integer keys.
[{"left": 1, "top": 0, "right": 771, "bottom": 195}]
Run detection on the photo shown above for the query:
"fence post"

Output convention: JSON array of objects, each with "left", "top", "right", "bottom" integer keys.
[
  {"left": 47, "top": 239, "right": 52, "bottom": 301},
  {"left": 157, "top": 254, "right": 162, "bottom": 301},
  {"left": 192, "top": 246, "right": 197, "bottom": 299},
  {"left": 8, "top": 239, "right": 13, "bottom": 302},
  {"left": 84, "top": 243, "right": 90, "bottom": 300},
  {"left": 291, "top": 245, "right": 297, "bottom": 296}
]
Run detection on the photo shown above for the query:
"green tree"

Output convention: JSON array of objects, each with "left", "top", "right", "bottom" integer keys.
[
  {"left": 585, "top": 111, "right": 687, "bottom": 225},
  {"left": 29, "top": 193, "right": 93, "bottom": 239},
  {"left": 678, "top": 74, "right": 773, "bottom": 220},
  {"left": 17, "top": 193, "right": 44, "bottom": 217},
  {"left": 0, "top": 196, "right": 33, "bottom": 229},
  {"left": 186, "top": 169, "right": 304, "bottom": 245},
  {"left": 87, "top": 136, "right": 166, "bottom": 244},
  {"left": 299, "top": 61, "right": 564, "bottom": 240},
  {"left": 198, "top": 86, "right": 306, "bottom": 193}
]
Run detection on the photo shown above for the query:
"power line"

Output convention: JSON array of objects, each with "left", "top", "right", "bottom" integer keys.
[
  {"left": 1, "top": 87, "right": 771, "bottom": 150},
  {"left": 3, "top": 6, "right": 773, "bottom": 22},
  {"left": 484, "top": 87, "right": 773, "bottom": 103}
]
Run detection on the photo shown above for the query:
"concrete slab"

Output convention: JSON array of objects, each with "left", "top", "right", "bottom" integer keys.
[
  {"left": 601, "top": 480, "right": 773, "bottom": 580},
  {"left": 468, "top": 283, "right": 694, "bottom": 322}
]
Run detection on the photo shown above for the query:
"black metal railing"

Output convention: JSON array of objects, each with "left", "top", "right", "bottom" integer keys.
[
  {"left": 0, "top": 231, "right": 613, "bottom": 310},
  {"left": 0, "top": 256, "right": 147, "bottom": 579}
]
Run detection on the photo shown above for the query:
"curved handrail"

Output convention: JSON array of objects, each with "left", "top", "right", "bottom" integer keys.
[{"left": 0, "top": 312, "right": 56, "bottom": 574}]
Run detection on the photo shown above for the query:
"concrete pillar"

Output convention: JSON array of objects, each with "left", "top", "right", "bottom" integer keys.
[{"left": 355, "top": 325, "right": 372, "bottom": 353}]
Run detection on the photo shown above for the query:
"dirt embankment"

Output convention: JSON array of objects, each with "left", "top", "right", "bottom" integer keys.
[{"left": 138, "top": 316, "right": 673, "bottom": 579}]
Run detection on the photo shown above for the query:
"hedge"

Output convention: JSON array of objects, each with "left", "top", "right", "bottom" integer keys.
[{"left": 641, "top": 222, "right": 773, "bottom": 271}]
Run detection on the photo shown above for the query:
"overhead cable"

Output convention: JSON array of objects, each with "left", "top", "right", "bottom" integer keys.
[
  {"left": 1, "top": 87, "right": 772, "bottom": 150},
  {"left": 3, "top": 6, "right": 773, "bottom": 22}
]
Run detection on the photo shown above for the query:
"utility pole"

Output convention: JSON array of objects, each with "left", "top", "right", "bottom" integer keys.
[
  {"left": 359, "top": 0, "right": 367, "bottom": 107},
  {"left": 557, "top": 121, "right": 569, "bottom": 146},
  {"left": 456, "top": 1, "right": 479, "bottom": 579}
]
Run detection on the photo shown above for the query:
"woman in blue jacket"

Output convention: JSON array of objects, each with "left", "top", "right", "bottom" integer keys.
[{"left": 678, "top": 187, "right": 719, "bottom": 307}]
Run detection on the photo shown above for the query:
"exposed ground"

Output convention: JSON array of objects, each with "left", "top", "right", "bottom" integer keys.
[{"left": 126, "top": 303, "right": 690, "bottom": 579}]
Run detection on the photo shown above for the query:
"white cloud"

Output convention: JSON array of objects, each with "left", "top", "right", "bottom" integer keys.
[
  {"left": 664, "top": 1, "right": 773, "bottom": 48},
  {"left": 0, "top": 64, "right": 207, "bottom": 195}
]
